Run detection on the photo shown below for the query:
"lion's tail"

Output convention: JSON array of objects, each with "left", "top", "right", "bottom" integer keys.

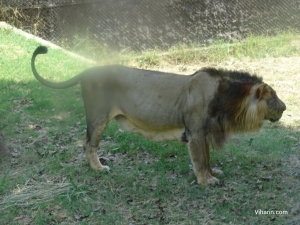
[{"left": 31, "top": 46, "right": 82, "bottom": 89}]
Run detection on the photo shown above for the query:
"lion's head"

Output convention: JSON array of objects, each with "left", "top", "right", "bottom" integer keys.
[
  {"left": 202, "top": 68, "right": 286, "bottom": 148},
  {"left": 260, "top": 84, "right": 286, "bottom": 122},
  {"left": 242, "top": 82, "right": 286, "bottom": 129}
]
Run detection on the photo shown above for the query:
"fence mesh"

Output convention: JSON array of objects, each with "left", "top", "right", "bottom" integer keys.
[{"left": 1, "top": 0, "right": 300, "bottom": 51}]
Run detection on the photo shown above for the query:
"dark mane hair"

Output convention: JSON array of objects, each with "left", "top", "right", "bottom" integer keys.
[
  {"left": 201, "top": 68, "right": 266, "bottom": 148},
  {"left": 197, "top": 67, "right": 263, "bottom": 83}
]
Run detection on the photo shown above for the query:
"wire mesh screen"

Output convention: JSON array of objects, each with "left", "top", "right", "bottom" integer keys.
[{"left": 1, "top": 0, "right": 300, "bottom": 51}]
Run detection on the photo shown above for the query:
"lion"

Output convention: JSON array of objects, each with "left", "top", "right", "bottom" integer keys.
[{"left": 31, "top": 46, "right": 286, "bottom": 185}]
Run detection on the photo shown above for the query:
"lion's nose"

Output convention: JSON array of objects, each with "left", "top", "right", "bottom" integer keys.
[
  {"left": 279, "top": 101, "right": 286, "bottom": 112},
  {"left": 281, "top": 102, "right": 286, "bottom": 112}
]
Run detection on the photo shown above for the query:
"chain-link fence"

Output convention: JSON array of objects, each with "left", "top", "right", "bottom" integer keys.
[{"left": 1, "top": 0, "right": 300, "bottom": 51}]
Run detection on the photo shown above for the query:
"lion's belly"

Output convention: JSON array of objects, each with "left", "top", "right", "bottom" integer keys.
[{"left": 115, "top": 115, "right": 184, "bottom": 142}]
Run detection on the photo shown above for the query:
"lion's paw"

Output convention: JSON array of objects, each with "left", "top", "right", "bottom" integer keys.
[
  {"left": 198, "top": 176, "right": 219, "bottom": 185},
  {"left": 207, "top": 176, "right": 220, "bottom": 185},
  {"left": 196, "top": 171, "right": 220, "bottom": 185},
  {"left": 92, "top": 164, "right": 110, "bottom": 172},
  {"left": 212, "top": 168, "right": 224, "bottom": 176},
  {"left": 102, "top": 165, "right": 110, "bottom": 172},
  {"left": 99, "top": 165, "right": 110, "bottom": 172}
]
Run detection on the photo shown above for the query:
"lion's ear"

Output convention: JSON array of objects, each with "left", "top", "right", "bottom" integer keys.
[{"left": 255, "top": 84, "right": 269, "bottom": 100}]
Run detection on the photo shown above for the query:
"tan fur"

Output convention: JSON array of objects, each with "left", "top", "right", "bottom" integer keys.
[
  {"left": 31, "top": 47, "right": 286, "bottom": 185},
  {"left": 232, "top": 84, "right": 268, "bottom": 131}
]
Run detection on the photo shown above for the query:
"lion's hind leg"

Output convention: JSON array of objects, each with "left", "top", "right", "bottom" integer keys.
[{"left": 84, "top": 120, "right": 110, "bottom": 172}]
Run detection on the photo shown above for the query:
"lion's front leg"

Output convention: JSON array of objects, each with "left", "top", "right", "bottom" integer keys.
[{"left": 188, "top": 137, "right": 221, "bottom": 185}]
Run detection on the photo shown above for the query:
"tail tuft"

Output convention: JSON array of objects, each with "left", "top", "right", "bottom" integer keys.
[{"left": 35, "top": 46, "right": 48, "bottom": 55}]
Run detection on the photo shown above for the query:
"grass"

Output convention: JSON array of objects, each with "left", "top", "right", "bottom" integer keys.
[
  {"left": 0, "top": 27, "right": 300, "bottom": 224},
  {"left": 65, "top": 31, "right": 300, "bottom": 67}
]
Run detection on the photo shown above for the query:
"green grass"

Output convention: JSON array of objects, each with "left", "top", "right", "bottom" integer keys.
[
  {"left": 65, "top": 31, "right": 300, "bottom": 67},
  {"left": 0, "top": 27, "right": 300, "bottom": 224}
]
